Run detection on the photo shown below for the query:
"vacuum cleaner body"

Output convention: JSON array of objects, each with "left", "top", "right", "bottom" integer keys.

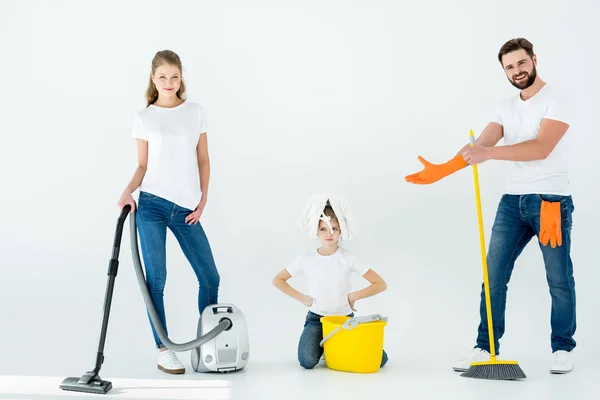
[{"left": 192, "top": 304, "right": 250, "bottom": 373}]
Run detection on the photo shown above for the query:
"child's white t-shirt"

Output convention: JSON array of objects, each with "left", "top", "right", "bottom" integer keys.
[
  {"left": 286, "top": 247, "right": 371, "bottom": 316},
  {"left": 132, "top": 101, "right": 209, "bottom": 211},
  {"left": 492, "top": 84, "right": 572, "bottom": 195}
]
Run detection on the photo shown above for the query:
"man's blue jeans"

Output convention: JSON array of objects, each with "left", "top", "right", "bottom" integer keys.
[
  {"left": 136, "top": 191, "right": 220, "bottom": 348},
  {"left": 476, "top": 194, "right": 576, "bottom": 354},
  {"left": 298, "top": 311, "right": 389, "bottom": 369}
]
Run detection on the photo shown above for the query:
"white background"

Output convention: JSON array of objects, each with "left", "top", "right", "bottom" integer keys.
[{"left": 1, "top": 0, "right": 599, "bottom": 398}]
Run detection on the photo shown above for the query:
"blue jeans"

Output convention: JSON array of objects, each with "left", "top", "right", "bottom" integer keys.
[
  {"left": 136, "top": 191, "right": 220, "bottom": 348},
  {"left": 298, "top": 311, "right": 389, "bottom": 369},
  {"left": 475, "top": 194, "right": 576, "bottom": 354}
]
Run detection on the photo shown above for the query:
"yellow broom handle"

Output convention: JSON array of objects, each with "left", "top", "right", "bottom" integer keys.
[{"left": 470, "top": 130, "right": 496, "bottom": 359}]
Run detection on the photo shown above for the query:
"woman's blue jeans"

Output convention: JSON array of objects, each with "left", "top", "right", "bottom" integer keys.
[{"left": 136, "top": 191, "right": 220, "bottom": 348}]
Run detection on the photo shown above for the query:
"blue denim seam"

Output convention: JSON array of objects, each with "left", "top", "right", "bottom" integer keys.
[{"left": 497, "top": 225, "right": 531, "bottom": 332}]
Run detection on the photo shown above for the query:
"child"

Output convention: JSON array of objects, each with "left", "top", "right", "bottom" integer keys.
[{"left": 272, "top": 193, "right": 389, "bottom": 369}]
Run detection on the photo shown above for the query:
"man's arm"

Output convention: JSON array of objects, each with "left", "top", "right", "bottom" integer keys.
[
  {"left": 456, "top": 122, "right": 504, "bottom": 155},
  {"left": 488, "top": 118, "right": 569, "bottom": 161}
]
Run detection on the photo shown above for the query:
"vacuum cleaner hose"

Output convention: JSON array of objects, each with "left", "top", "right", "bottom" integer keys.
[{"left": 128, "top": 207, "right": 231, "bottom": 352}]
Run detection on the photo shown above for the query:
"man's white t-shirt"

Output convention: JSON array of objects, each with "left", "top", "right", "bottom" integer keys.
[
  {"left": 286, "top": 247, "right": 371, "bottom": 316},
  {"left": 132, "top": 101, "right": 208, "bottom": 211},
  {"left": 492, "top": 84, "right": 571, "bottom": 195}
]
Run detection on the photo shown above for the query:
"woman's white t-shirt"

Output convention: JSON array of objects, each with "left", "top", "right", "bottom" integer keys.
[
  {"left": 286, "top": 247, "right": 371, "bottom": 316},
  {"left": 132, "top": 101, "right": 208, "bottom": 211}
]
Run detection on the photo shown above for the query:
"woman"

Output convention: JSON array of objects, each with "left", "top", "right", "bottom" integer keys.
[{"left": 117, "top": 50, "right": 220, "bottom": 374}]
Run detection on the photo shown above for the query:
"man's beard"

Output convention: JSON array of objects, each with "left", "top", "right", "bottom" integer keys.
[{"left": 509, "top": 66, "right": 537, "bottom": 89}]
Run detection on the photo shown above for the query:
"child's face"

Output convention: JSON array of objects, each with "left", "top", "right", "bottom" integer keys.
[{"left": 317, "top": 218, "right": 341, "bottom": 246}]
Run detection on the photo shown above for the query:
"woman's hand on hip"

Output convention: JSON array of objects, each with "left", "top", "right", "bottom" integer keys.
[{"left": 185, "top": 198, "right": 207, "bottom": 225}]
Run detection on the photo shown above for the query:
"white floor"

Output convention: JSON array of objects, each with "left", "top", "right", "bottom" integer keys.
[
  {"left": 3, "top": 241, "right": 599, "bottom": 400},
  {"left": 2, "top": 355, "right": 599, "bottom": 400}
]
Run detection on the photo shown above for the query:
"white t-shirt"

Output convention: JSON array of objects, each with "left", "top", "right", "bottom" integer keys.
[
  {"left": 132, "top": 101, "right": 209, "bottom": 211},
  {"left": 286, "top": 247, "right": 371, "bottom": 316},
  {"left": 492, "top": 84, "right": 571, "bottom": 195}
]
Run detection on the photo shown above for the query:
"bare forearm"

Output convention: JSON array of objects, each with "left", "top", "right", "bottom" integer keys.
[
  {"left": 488, "top": 139, "right": 548, "bottom": 161},
  {"left": 457, "top": 136, "right": 494, "bottom": 156},
  {"left": 198, "top": 159, "right": 210, "bottom": 197},
  {"left": 273, "top": 279, "right": 307, "bottom": 304},
  {"left": 124, "top": 166, "right": 146, "bottom": 193},
  {"left": 351, "top": 281, "right": 387, "bottom": 301},
  {"left": 457, "top": 123, "right": 503, "bottom": 155}
]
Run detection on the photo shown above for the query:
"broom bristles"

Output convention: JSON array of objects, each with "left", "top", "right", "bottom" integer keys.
[{"left": 460, "top": 363, "right": 526, "bottom": 380}]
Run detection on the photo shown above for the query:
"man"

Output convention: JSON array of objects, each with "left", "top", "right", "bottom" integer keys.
[{"left": 405, "top": 38, "right": 576, "bottom": 374}]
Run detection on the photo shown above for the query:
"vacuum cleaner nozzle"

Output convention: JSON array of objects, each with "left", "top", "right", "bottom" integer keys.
[{"left": 60, "top": 376, "right": 112, "bottom": 395}]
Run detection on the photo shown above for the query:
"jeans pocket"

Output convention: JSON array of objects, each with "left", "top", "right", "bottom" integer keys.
[
  {"left": 538, "top": 194, "right": 574, "bottom": 226},
  {"left": 538, "top": 194, "right": 567, "bottom": 203},
  {"left": 139, "top": 191, "right": 157, "bottom": 200}
]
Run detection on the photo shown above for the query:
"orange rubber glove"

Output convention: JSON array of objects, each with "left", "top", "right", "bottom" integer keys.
[
  {"left": 405, "top": 154, "right": 468, "bottom": 184},
  {"left": 539, "top": 201, "right": 562, "bottom": 248}
]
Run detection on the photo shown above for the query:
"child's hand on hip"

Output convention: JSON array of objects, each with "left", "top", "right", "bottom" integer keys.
[
  {"left": 302, "top": 295, "right": 313, "bottom": 307},
  {"left": 348, "top": 293, "right": 357, "bottom": 312}
]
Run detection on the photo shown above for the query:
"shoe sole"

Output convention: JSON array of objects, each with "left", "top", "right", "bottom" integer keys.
[
  {"left": 550, "top": 369, "right": 572, "bottom": 374},
  {"left": 157, "top": 364, "right": 185, "bottom": 374}
]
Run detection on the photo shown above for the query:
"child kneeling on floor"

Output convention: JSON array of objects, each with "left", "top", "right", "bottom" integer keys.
[{"left": 272, "top": 193, "right": 389, "bottom": 369}]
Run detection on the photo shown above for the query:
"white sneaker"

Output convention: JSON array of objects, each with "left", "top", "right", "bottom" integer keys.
[
  {"left": 550, "top": 350, "right": 574, "bottom": 374},
  {"left": 453, "top": 348, "right": 490, "bottom": 372},
  {"left": 157, "top": 349, "right": 185, "bottom": 374}
]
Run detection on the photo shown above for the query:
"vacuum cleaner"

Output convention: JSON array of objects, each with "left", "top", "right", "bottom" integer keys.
[{"left": 60, "top": 204, "right": 250, "bottom": 395}]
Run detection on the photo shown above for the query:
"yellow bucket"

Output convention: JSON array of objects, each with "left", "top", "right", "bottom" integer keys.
[{"left": 320, "top": 315, "right": 387, "bottom": 373}]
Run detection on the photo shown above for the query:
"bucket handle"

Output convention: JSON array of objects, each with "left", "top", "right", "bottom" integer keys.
[{"left": 319, "top": 314, "right": 388, "bottom": 347}]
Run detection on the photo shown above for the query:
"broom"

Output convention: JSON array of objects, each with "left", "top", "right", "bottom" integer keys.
[{"left": 460, "top": 129, "right": 526, "bottom": 381}]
